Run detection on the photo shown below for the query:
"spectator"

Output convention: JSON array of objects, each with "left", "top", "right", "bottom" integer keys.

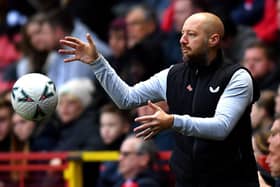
[
  {"left": 2, "top": 13, "right": 49, "bottom": 88},
  {"left": 54, "top": 78, "right": 99, "bottom": 151},
  {"left": 0, "top": 99, "right": 13, "bottom": 151},
  {"left": 123, "top": 4, "right": 167, "bottom": 85},
  {"left": 49, "top": 78, "right": 101, "bottom": 187},
  {"left": 163, "top": 0, "right": 204, "bottom": 65},
  {"left": 241, "top": 40, "right": 280, "bottom": 91},
  {"left": 97, "top": 103, "right": 131, "bottom": 187},
  {"left": 251, "top": 90, "right": 276, "bottom": 132},
  {"left": 252, "top": 128, "right": 274, "bottom": 186},
  {"left": 27, "top": 9, "right": 111, "bottom": 89},
  {"left": 99, "top": 103, "right": 130, "bottom": 149},
  {"left": 107, "top": 17, "right": 128, "bottom": 74},
  {"left": 266, "top": 117, "right": 280, "bottom": 186},
  {"left": 8, "top": 113, "right": 41, "bottom": 186},
  {"left": 114, "top": 135, "right": 160, "bottom": 187}
]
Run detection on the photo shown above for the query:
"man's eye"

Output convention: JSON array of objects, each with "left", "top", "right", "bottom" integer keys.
[{"left": 188, "top": 33, "right": 195, "bottom": 37}]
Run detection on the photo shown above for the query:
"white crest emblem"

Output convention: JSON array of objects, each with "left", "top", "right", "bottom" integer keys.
[{"left": 209, "top": 86, "right": 220, "bottom": 93}]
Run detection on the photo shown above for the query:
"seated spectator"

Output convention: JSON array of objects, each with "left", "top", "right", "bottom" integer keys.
[
  {"left": 251, "top": 90, "right": 276, "bottom": 132},
  {"left": 241, "top": 40, "right": 280, "bottom": 91},
  {"left": 114, "top": 135, "right": 160, "bottom": 187},
  {"left": 0, "top": 99, "right": 14, "bottom": 186},
  {"left": 24, "top": 9, "right": 111, "bottom": 89},
  {"left": 252, "top": 128, "right": 274, "bottom": 186},
  {"left": 107, "top": 17, "right": 128, "bottom": 73},
  {"left": 0, "top": 99, "right": 14, "bottom": 151},
  {"left": 122, "top": 4, "right": 167, "bottom": 85},
  {"left": 266, "top": 117, "right": 280, "bottom": 186},
  {"left": 7, "top": 113, "right": 45, "bottom": 187},
  {"left": 44, "top": 78, "right": 102, "bottom": 187},
  {"left": 1, "top": 13, "right": 50, "bottom": 95},
  {"left": 97, "top": 103, "right": 131, "bottom": 187},
  {"left": 99, "top": 103, "right": 131, "bottom": 149},
  {"left": 54, "top": 78, "right": 100, "bottom": 151}
]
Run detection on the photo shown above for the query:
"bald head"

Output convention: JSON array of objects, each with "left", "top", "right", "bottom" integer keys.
[
  {"left": 187, "top": 12, "right": 224, "bottom": 38},
  {"left": 180, "top": 12, "right": 225, "bottom": 63}
]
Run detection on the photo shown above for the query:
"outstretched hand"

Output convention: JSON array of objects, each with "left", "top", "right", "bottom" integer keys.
[
  {"left": 59, "top": 33, "right": 99, "bottom": 64},
  {"left": 134, "top": 100, "right": 174, "bottom": 140}
]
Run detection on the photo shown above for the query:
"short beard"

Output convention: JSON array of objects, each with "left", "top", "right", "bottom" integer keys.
[{"left": 183, "top": 52, "right": 208, "bottom": 67}]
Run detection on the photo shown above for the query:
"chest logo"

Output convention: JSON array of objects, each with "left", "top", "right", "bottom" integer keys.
[
  {"left": 209, "top": 86, "right": 220, "bottom": 93},
  {"left": 186, "top": 84, "right": 193, "bottom": 92}
]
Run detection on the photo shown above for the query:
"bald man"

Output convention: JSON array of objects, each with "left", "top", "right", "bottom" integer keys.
[{"left": 59, "top": 12, "right": 260, "bottom": 186}]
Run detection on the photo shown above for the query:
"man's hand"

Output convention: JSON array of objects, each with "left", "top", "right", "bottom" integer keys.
[
  {"left": 134, "top": 100, "right": 174, "bottom": 140},
  {"left": 59, "top": 33, "right": 99, "bottom": 64}
]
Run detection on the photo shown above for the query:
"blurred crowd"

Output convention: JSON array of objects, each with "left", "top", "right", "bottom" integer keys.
[{"left": 1, "top": 0, "right": 280, "bottom": 186}]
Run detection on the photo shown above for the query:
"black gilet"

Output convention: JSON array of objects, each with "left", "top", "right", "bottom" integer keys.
[{"left": 166, "top": 51, "right": 260, "bottom": 186}]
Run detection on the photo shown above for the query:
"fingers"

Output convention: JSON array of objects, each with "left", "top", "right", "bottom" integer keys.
[
  {"left": 135, "top": 115, "right": 154, "bottom": 123},
  {"left": 86, "top": 33, "right": 95, "bottom": 47},
  {"left": 147, "top": 100, "right": 161, "bottom": 111},
  {"left": 134, "top": 121, "right": 157, "bottom": 133},
  {"left": 135, "top": 126, "right": 160, "bottom": 140},
  {"left": 63, "top": 56, "right": 80, "bottom": 63},
  {"left": 135, "top": 127, "right": 152, "bottom": 138},
  {"left": 60, "top": 40, "right": 79, "bottom": 49},
  {"left": 63, "top": 36, "right": 82, "bottom": 44},
  {"left": 143, "top": 130, "right": 155, "bottom": 140},
  {"left": 58, "top": 49, "right": 76, "bottom": 55}
]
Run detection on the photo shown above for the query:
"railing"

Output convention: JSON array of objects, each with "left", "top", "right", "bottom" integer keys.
[{"left": 0, "top": 151, "right": 172, "bottom": 187}]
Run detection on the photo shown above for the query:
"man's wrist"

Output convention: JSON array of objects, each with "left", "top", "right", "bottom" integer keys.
[
  {"left": 167, "top": 114, "right": 174, "bottom": 129},
  {"left": 89, "top": 53, "right": 101, "bottom": 65}
]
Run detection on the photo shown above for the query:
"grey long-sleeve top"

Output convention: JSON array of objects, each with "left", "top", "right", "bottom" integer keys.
[{"left": 90, "top": 55, "right": 253, "bottom": 141}]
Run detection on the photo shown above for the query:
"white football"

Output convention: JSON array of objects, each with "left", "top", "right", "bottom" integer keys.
[{"left": 11, "top": 73, "right": 58, "bottom": 121}]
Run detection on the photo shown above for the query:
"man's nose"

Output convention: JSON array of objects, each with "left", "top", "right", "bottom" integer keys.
[{"left": 180, "top": 34, "right": 188, "bottom": 44}]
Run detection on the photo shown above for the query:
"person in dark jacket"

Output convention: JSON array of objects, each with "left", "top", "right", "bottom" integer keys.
[
  {"left": 114, "top": 135, "right": 160, "bottom": 187},
  {"left": 59, "top": 12, "right": 260, "bottom": 187},
  {"left": 97, "top": 103, "right": 131, "bottom": 187}
]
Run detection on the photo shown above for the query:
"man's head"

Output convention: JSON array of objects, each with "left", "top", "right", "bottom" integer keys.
[
  {"left": 180, "top": 12, "right": 224, "bottom": 64},
  {"left": 57, "top": 78, "right": 95, "bottom": 123},
  {"left": 125, "top": 4, "right": 158, "bottom": 48},
  {"left": 99, "top": 103, "right": 130, "bottom": 145},
  {"left": 242, "top": 41, "right": 275, "bottom": 80},
  {"left": 27, "top": 9, "right": 74, "bottom": 51},
  {"left": 118, "top": 136, "right": 157, "bottom": 179},
  {"left": 266, "top": 118, "right": 280, "bottom": 177}
]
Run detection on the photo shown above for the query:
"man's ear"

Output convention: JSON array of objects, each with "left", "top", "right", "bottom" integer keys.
[
  {"left": 139, "top": 154, "right": 150, "bottom": 167},
  {"left": 208, "top": 33, "right": 220, "bottom": 47}
]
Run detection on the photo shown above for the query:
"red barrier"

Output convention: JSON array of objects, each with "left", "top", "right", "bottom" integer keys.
[{"left": 0, "top": 152, "right": 69, "bottom": 187}]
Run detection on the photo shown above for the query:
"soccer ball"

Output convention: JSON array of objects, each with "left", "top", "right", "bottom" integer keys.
[{"left": 11, "top": 73, "right": 58, "bottom": 121}]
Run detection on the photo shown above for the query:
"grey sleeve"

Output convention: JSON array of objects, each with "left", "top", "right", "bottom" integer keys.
[
  {"left": 172, "top": 69, "right": 254, "bottom": 140},
  {"left": 90, "top": 55, "right": 169, "bottom": 109}
]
